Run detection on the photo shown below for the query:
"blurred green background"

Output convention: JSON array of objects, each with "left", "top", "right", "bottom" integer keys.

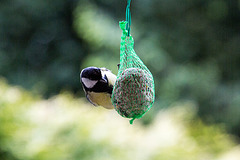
[{"left": 0, "top": 0, "right": 240, "bottom": 159}]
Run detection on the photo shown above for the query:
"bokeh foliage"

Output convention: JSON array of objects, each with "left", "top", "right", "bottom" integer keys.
[
  {"left": 0, "top": 0, "right": 240, "bottom": 151},
  {"left": 1, "top": 79, "right": 240, "bottom": 160},
  {"left": 0, "top": 0, "right": 84, "bottom": 97}
]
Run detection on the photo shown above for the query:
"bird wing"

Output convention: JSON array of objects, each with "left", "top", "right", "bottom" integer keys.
[
  {"left": 86, "top": 93, "right": 98, "bottom": 106},
  {"left": 87, "top": 92, "right": 114, "bottom": 109},
  {"left": 81, "top": 84, "right": 98, "bottom": 106}
]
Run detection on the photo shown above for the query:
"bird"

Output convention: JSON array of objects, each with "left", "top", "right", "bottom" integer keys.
[{"left": 80, "top": 66, "right": 117, "bottom": 109}]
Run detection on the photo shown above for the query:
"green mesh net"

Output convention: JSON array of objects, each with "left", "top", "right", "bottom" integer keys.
[{"left": 112, "top": 6, "right": 155, "bottom": 124}]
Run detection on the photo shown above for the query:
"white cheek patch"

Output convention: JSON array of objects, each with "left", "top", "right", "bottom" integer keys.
[
  {"left": 101, "top": 70, "right": 117, "bottom": 86},
  {"left": 81, "top": 78, "right": 98, "bottom": 88}
]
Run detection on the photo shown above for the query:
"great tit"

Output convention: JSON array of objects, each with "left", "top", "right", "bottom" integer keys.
[{"left": 80, "top": 67, "right": 117, "bottom": 109}]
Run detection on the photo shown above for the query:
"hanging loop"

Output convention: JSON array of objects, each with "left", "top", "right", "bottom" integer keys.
[{"left": 126, "top": 0, "right": 131, "bottom": 37}]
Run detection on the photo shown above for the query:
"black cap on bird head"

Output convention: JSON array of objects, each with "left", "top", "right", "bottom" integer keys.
[{"left": 80, "top": 67, "right": 102, "bottom": 80}]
